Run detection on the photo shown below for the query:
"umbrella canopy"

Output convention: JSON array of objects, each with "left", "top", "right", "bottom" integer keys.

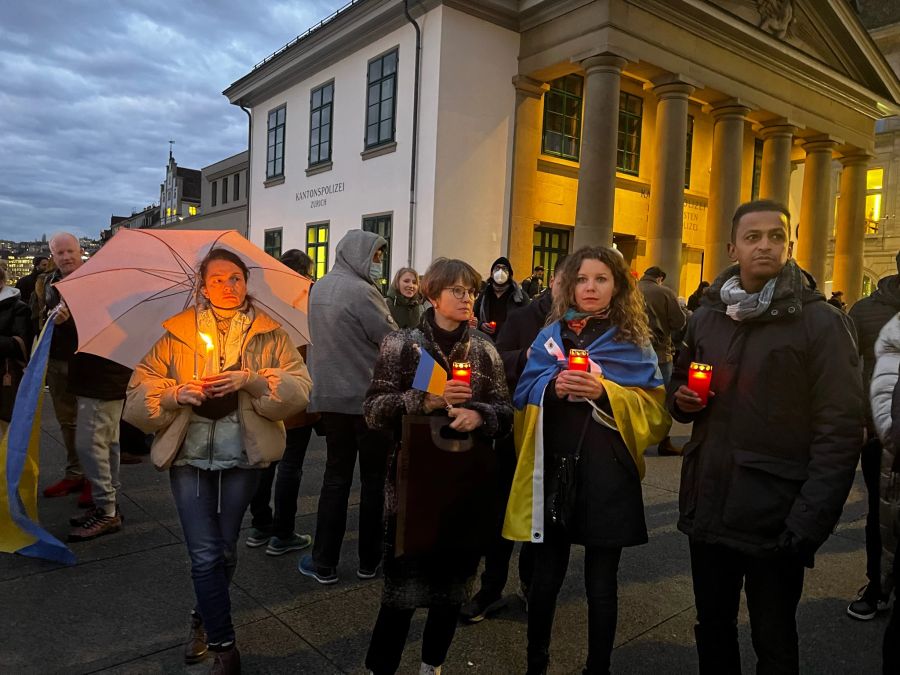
[{"left": 55, "top": 229, "right": 312, "bottom": 369}]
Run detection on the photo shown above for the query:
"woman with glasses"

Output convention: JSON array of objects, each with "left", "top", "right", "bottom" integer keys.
[{"left": 363, "top": 258, "right": 513, "bottom": 675}]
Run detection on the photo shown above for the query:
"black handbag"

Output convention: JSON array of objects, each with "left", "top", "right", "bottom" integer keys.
[
  {"left": 395, "top": 414, "right": 497, "bottom": 557},
  {"left": 548, "top": 412, "right": 592, "bottom": 532}
]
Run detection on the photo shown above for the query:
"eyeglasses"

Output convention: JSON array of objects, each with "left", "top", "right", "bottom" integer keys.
[{"left": 444, "top": 286, "right": 477, "bottom": 300}]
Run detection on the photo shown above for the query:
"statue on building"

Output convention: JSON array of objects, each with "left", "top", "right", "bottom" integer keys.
[{"left": 757, "top": 0, "right": 793, "bottom": 39}]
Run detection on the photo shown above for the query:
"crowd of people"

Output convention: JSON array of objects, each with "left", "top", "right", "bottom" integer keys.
[{"left": 2, "top": 197, "right": 900, "bottom": 674}]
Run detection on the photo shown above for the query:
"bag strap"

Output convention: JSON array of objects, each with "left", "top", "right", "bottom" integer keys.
[{"left": 11, "top": 335, "right": 27, "bottom": 362}]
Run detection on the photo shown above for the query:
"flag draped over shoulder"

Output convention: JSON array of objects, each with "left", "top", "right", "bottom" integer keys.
[
  {"left": 0, "top": 321, "right": 76, "bottom": 565},
  {"left": 502, "top": 321, "right": 671, "bottom": 543}
]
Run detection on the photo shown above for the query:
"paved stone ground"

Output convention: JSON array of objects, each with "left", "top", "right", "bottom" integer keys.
[{"left": 0, "top": 403, "right": 888, "bottom": 674}]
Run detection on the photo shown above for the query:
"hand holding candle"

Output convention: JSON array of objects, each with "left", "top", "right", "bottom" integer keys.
[
  {"left": 452, "top": 362, "right": 471, "bottom": 385},
  {"left": 568, "top": 349, "right": 589, "bottom": 372},
  {"left": 687, "top": 362, "right": 713, "bottom": 405}
]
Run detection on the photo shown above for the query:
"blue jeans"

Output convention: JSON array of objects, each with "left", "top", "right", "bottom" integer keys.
[{"left": 170, "top": 465, "right": 261, "bottom": 645}]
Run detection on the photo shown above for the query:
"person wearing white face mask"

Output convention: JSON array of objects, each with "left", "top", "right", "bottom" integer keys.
[
  {"left": 472, "top": 257, "right": 530, "bottom": 341},
  {"left": 301, "top": 229, "right": 399, "bottom": 585}
]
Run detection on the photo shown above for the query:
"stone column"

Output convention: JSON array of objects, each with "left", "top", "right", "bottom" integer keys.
[
  {"left": 573, "top": 54, "right": 628, "bottom": 249},
  {"left": 507, "top": 75, "right": 550, "bottom": 279},
  {"left": 645, "top": 76, "right": 696, "bottom": 292},
  {"left": 758, "top": 120, "right": 797, "bottom": 206},
  {"left": 796, "top": 136, "right": 838, "bottom": 285},
  {"left": 704, "top": 100, "right": 751, "bottom": 281},
  {"left": 833, "top": 153, "right": 870, "bottom": 306}
]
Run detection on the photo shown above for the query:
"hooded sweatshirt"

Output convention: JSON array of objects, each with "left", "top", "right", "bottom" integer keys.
[
  {"left": 473, "top": 256, "right": 529, "bottom": 338},
  {"left": 307, "top": 229, "right": 399, "bottom": 414}
]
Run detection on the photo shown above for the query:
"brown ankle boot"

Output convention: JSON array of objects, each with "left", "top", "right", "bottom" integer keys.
[
  {"left": 209, "top": 645, "right": 241, "bottom": 674},
  {"left": 184, "top": 612, "right": 207, "bottom": 664}
]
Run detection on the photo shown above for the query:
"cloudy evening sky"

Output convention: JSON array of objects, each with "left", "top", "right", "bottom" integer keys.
[{"left": 0, "top": 0, "right": 346, "bottom": 242}]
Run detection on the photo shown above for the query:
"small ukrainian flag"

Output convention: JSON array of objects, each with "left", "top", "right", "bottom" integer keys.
[{"left": 411, "top": 347, "right": 448, "bottom": 396}]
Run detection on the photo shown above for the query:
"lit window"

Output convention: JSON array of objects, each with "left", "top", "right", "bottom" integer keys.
[
  {"left": 866, "top": 167, "right": 884, "bottom": 234},
  {"left": 362, "top": 214, "right": 392, "bottom": 294},
  {"left": 306, "top": 222, "right": 330, "bottom": 280}
]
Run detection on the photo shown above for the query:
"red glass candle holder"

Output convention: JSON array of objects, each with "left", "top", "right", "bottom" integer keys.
[
  {"left": 452, "top": 361, "right": 472, "bottom": 385},
  {"left": 687, "top": 362, "right": 712, "bottom": 405},
  {"left": 568, "top": 349, "right": 590, "bottom": 372}
]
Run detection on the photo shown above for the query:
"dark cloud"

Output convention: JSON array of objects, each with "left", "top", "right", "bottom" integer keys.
[{"left": 0, "top": 0, "right": 344, "bottom": 242}]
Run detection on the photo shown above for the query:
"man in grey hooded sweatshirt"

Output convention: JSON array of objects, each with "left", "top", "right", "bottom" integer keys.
[{"left": 300, "top": 229, "right": 399, "bottom": 584}]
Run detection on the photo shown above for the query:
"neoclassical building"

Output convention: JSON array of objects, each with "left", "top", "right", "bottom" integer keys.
[{"left": 225, "top": 0, "right": 899, "bottom": 300}]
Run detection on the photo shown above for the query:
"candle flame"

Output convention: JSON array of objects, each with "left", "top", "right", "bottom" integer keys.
[{"left": 199, "top": 331, "right": 214, "bottom": 352}]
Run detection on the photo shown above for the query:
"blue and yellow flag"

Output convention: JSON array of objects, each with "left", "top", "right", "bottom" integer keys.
[
  {"left": 502, "top": 322, "right": 671, "bottom": 543},
  {"left": 411, "top": 347, "right": 447, "bottom": 396},
  {"left": 0, "top": 320, "right": 76, "bottom": 565}
]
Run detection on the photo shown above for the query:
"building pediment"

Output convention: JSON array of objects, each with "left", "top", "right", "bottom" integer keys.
[{"left": 706, "top": 0, "right": 900, "bottom": 103}]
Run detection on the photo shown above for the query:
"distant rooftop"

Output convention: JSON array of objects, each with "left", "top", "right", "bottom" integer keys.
[{"left": 251, "top": 0, "right": 366, "bottom": 72}]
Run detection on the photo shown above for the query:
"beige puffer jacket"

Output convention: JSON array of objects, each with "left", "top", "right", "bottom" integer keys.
[{"left": 124, "top": 306, "right": 312, "bottom": 470}]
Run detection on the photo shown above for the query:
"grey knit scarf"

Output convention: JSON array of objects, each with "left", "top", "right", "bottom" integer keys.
[{"left": 719, "top": 275, "right": 777, "bottom": 322}]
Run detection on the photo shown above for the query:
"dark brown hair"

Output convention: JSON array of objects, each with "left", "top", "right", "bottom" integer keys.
[
  {"left": 547, "top": 246, "right": 650, "bottom": 345},
  {"left": 420, "top": 258, "right": 482, "bottom": 302},
  {"left": 200, "top": 248, "right": 250, "bottom": 282}
]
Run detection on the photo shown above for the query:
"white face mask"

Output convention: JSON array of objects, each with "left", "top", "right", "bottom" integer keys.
[{"left": 492, "top": 269, "right": 509, "bottom": 285}]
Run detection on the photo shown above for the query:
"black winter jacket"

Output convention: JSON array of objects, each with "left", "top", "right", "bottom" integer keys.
[
  {"left": 0, "top": 290, "right": 31, "bottom": 361},
  {"left": 848, "top": 274, "right": 900, "bottom": 390},
  {"left": 542, "top": 318, "right": 648, "bottom": 548},
  {"left": 494, "top": 291, "right": 553, "bottom": 391},
  {"left": 668, "top": 260, "right": 863, "bottom": 561}
]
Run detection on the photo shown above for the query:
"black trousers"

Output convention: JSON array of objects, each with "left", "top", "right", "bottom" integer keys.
[
  {"left": 689, "top": 539, "right": 805, "bottom": 675},
  {"left": 885, "top": 539, "right": 900, "bottom": 675},
  {"left": 861, "top": 437, "right": 883, "bottom": 593},
  {"left": 365, "top": 604, "right": 460, "bottom": 674},
  {"left": 527, "top": 533, "right": 622, "bottom": 675},
  {"left": 249, "top": 426, "right": 313, "bottom": 538},
  {"left": 479, "top": 434, "right": 534, "bottom": 598},
  {"left": 311, "top": 413, "right": 391, "bottom": 570}
]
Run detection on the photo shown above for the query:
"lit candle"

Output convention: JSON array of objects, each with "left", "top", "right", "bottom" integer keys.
[
  {"left": 568, "top": 349, "right": 589, "bottom": 372},
  {"left": 452, "top": 361, "right": 471, "bottom": 385},
  {"left": 198, "top": 331, "right": 217, "bottom": 377},
  {"left": 687, "top": 362, "right": 713, "bottom": 405},
  {"left": 488, "top": 321, "right": 497, "bottom": 331}
]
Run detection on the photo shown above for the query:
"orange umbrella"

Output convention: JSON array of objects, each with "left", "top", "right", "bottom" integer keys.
[{"left": 55, "top": 229, "right": 311, "bottom": 369}]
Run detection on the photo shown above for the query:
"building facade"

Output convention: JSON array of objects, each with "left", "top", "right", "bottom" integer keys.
[
  {"left": 168, "top": 151, "right": 249, "bottom": 235},
  {"left": 225, "top": 0, "right": 900, "bottom": 300},
  {"left": 159, "top": 151, "right": 201, "bottom": 227}
]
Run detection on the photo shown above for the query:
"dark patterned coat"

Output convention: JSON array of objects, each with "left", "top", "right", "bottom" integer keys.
[{"left": 364, "top": 312, "right": 513, "bottom": 608}]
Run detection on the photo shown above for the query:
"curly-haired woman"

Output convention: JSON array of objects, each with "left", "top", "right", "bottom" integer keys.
[{"left": 504, "top": 246, "right": 671, "bottom": 674}]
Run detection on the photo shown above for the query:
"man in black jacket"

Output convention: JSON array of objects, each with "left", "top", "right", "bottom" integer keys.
[
  {"left": 461, "top": 258, "right": 564, "bottom": 623},
  {"left": 14, "top": 255, "right": 48, "bottom": 305},
  {"left": 668, "top": 200, "right": 863, "bottom": 674},
  {"left": 845, "top": 252, "right": 900, "bottom": 620},
  {"left": 472, "top": 257, "right": 530, "bottom": 340}
]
